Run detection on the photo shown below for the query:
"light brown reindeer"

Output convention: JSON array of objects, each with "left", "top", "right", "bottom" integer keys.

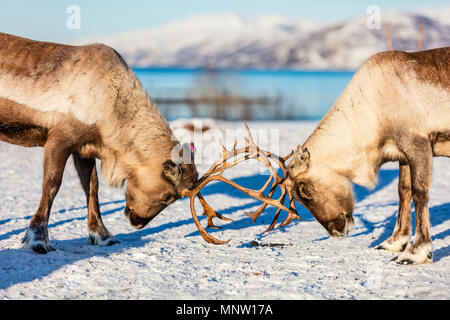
[
  {"left": 0, "top": 33, "right": 198, "bottom": 254},
  {"left": 286, "top": 47, "right": 449, "bottom": 264}
]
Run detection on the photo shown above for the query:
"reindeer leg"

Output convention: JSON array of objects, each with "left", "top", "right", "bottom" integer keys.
[
  {"left": 393, "top": 138, "right": 433, "bottom": 264},
  {"left": 22, "top": 136, "right": 72, "bottom": 254},
  {"left": 73, "top": 153, "right": 119, "bottom": 246},
  {"left": 377, "top": 162, "right": 411, "bottom": 252}
]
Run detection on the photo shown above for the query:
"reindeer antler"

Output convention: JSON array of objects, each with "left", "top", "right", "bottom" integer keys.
[{"left": 181, "top": 123, "right": 300, "bottom": 244}]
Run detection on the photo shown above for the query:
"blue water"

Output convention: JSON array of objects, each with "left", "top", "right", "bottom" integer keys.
[{"left": 134, "top": 68, "right": 355, "bottom": 121}]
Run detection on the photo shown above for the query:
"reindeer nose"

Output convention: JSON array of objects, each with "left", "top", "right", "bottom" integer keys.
[
  {"left": 124, "top": 206, "right": 131, "bottom": 218},
  {"left": 345, "top": 213, "right": 354, "bottom": 232},
  {"left": 124, "top": 207, "right": 147, "bottom": 229}
]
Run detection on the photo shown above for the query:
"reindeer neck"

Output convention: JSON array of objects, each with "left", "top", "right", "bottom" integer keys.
[
  {"left": 303, "top": 82, "right": 381, "bottom": 189},
  {"left": 98, "top": 95, "right": 177, "bottom": 187},
  {"left": 100, "top": 74, "right": 178, "bottom": 166}
]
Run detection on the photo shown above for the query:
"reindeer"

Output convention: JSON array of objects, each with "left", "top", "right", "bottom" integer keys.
[
  {"left": 0, "top": 32, "right": 198, "bottom": 254},
  {"left": 286, "top": 47, "right": 449, "bottom": 264}
]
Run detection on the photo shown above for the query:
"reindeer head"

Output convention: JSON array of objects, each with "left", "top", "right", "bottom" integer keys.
[
  {"left": 124, "top": 143, "right": 198, "bottom": 229},
  {"left": 287, "top": 145, "right": 354, "bottom": 238}
]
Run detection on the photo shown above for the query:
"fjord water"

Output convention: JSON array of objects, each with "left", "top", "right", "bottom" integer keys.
[{"left": 135, "top": 68, "right": 354, "bottom": 120}]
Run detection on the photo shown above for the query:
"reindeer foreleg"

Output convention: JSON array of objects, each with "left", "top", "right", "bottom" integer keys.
[{"left": 22, "top": 135, "right": 72, "bottom": 254}]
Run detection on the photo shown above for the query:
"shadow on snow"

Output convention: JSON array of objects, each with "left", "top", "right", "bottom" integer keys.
[{"left": 0, "top": 168, "right": 448, "bottom": 289}]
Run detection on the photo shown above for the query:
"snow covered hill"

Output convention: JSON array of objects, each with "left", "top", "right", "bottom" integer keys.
[{"left": 75, "top": 8, "right": 450, "bottom": 70}]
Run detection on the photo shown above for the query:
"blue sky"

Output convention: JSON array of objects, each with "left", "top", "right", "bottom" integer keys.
[{"left": 0, "top": 0, "right": 447, "bottom": 43}]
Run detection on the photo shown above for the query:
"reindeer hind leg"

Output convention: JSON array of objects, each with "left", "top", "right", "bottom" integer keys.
[
  {"left": 393, "top": 137, "right": 433, "bottom": 264},
  {"left": 73, "top": 153, "right": 119, "bottom": 246}
]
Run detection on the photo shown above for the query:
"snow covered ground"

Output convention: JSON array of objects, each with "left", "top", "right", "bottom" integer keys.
[{"left": 0, "top": 120, "right": 448, "bottom": 300}]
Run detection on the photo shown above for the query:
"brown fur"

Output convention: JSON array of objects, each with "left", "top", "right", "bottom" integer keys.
[
  {"left": 0, "top": 32, "right": 198, "bottom": 253},
  {"left": 288, "top": 47, "right": 449, "bottom": 264}
]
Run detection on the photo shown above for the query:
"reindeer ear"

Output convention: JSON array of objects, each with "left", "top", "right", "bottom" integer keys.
[
  {"left": 162, "top": 160, "right": 181, "bottom": 183},
  {"left": 289, "top": 145, "right": 310, "bottom": 178},
  {"left": 294, "top": 146, "right": 310, "bottom": 165},
  {"left": 186, "top": 142, "right": 195, "bottom": 163},
  {"left": 178, "top": 143, "right": 195, "bottom": 164},
  {"left": 299, "top": 147, "right": 310, "bottom": 162}
]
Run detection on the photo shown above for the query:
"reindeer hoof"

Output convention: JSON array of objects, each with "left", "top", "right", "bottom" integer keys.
[
  {"left": 396, "top": 259, "right": 414, "bottom": 265},
  {"left": 391, "top": 242, "right": 433, "bottom": 265},
  {"left": 22, "top": 226, "right": 55, "bottom": 254},
  {"left": 31, "top": 243, "right": 55, "bottom": 254},
  {"left": 377, "top": 236, "right": 410, "bottom": 253},
  {"left": 87, "top": 232, "right": 120, "bottom": 246}
]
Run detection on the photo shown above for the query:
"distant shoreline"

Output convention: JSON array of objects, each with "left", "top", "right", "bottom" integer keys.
[{"left": 132, "top": 67, "right": 356, "bottom": 74}]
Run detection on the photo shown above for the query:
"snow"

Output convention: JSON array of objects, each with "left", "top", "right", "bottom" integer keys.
[{"left": 0, "top": 120, "right": 449, "bottom": 299}]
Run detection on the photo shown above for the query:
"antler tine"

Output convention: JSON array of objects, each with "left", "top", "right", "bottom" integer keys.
[
  {"left": 184, "top": 175, "right": 298, "bottom": 244},
  {"left": 243, "top": 125, "right": 302, "bottom": 230},
  {"left": 195, "top": 138, "right": 262, "bottom": 232},
  {"left": 198, "top": 192, "right": 233, "bottom": 229},
  {"left": 245, "top": 204, "right": 268, "bottom": 224},
  {"left": 204, "top": 139, "right": 256, "bottom": 178},
  {"left": 183, "top": 124, "right": 301, "bottom": 245},
  {"left": 278, "top": 180, "right": 301, "bottom": 227},
  {"left": 263, "top": 186, "right": 287, "bottom": 232},
  {"left": 203, "top": 139, "right": 228, "bottom": 176},
  {"left": 244, "top": 147, "right": 294, "bottom": 222},
  {"left": 262, "top": 176, "right": 302, "bottom": 232},
  {"left": 243, "top": 122, "right": 284, "bottom": 180},
  {"left": 182, "top": 137, "right": 260, "bottom": 244},
  {"left": 242, "top": 123, "right": 300, "bottom": 227},
  {"left": 245, "top": 176, "right": 278, "bottom": 223},
  {"left": 187, "top": 193, "right": 230, "bottom": 245},
  {"left": 260, "top": 186, "right": 300, "bottom": 232}
]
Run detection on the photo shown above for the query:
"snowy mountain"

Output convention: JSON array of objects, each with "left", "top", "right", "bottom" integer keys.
[{"left": 75, "top": 8, "right": 450, "bottom": 70}]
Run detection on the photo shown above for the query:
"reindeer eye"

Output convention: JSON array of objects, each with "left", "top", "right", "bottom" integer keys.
[
  {"left": 298, "top": 184, "right": 313, "bottom": 201},
  {"left": 162, "top": 194, "right": 173, "bottom": 203}
]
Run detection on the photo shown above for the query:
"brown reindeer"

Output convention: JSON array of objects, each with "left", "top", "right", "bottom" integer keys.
[
  {"left": 0, "top": 32, "right": 198, "bottom": 254},
  {"left": 286, "top": 47, "right": 449, "bottom": 264}
]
